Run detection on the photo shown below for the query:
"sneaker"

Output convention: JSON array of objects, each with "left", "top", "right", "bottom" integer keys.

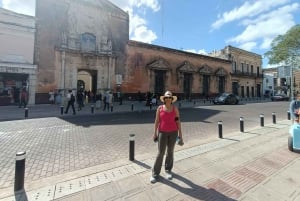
[
  {"left": 166, "top": 172, "right": 173, "bottom": 180},
  {"left": 150, "top": 176, "right": 157, "bottom": 183}
]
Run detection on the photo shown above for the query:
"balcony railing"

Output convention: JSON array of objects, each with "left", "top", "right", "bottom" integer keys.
[{"left": 230, "top": 70, "right": 263, "bottom": 78}]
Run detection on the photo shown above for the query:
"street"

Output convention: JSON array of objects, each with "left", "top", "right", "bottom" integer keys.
[{"left": 0, "top": 101, "right": 290, "bottom": 190}]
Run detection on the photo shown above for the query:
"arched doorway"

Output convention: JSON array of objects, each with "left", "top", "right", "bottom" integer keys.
[{"left": 77, "top": 69, "right": 97, "bottom": 94}]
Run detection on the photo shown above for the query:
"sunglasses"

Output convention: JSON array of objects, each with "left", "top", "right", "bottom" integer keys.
[{"left": 164, "top": 97, "right": 173, "bottom": 100}]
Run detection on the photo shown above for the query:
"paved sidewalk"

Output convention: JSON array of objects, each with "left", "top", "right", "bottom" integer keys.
[{"left": 0, "top": 119, "right": 299, "bottom": 201}]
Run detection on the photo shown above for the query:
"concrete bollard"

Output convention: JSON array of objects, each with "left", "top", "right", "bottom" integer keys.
[
  {"left": 272, "top": 112, "right": 276, "bottom": 124},
  {"left": 287, "top": 111, "right": 291, "bottom": 120},
  {"left": 60, "top": 105, "right": 64, "bottom": 115},
  {"left": 24, "top": 108, "right": 28, "bottom": 118},
  {"left": 218, "top": 121, "right": 223, "bottom": 138},
  {"left": 260, "top": 114, "right": 264, "bottom": 127},
  {"left": 240, "top": 117, "right": 244, "bottom": 132},
  {"left": 14, "top": 151, "right": 26, "bottom": 191},
  {"left": 129, "top": 134, "right": 135, "bottom": 161},
  {"left": 91, "top": 105, "right": 94, "bottom": 114}
]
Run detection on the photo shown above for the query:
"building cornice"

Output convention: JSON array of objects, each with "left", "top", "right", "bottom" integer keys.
[{"left": 128, "top": 40, "right": 231, "bottom": 64}]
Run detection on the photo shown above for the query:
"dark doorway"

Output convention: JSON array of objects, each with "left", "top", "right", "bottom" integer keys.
[
  {"left": 77, "top": 80, "right": 85, "bottom": 91},
  {"left": 183, "top": 73, "right": 192, "bottom": 99},
  {"left": 77, "top": 69, "right": 97, "bottom": 94},
  {"left": 246, "top": 86, "right": 250, "bottom": 97},
  {"left": 218, "top": 76, "right": 225, "bottom": 93},
  {"left": 154, "top": 70, "right": 165, "bottom": 95},
  {"left": 232, "top": 82, "right": 239, "bottom": 95},
  {"left": 256, "top": 84, "right": 261, "bottom": 97},
  {"left": 241, "top": 86, "right": 245, "bottom": 98},
  {"left": 202, "top": 75, "right": 210, "bottom": 96}
]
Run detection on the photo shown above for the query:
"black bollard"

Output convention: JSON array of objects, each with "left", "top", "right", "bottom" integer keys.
[
  {"left": 14, "top": 151, "right": 26, "bottom": 191},
  {"left": 91, "top": 105, "right": 94, "bottom": 114},
  {"left": 287, "top": 111, "right": 291, "bottom": 120},
  {"left": 149, "top": 103, "right": 152, "bottom": 110},
  {"left": 179, "top": 102, "right": 181, "bottom": 108},
  {"left": 24, "top": 108, "right": 28, "bottom": 118},
  {"left": 218, "top": 121, "right": 223, "bottom": 138},
  {"left": 260, "top": 114, "right": 264, "bottom": 127},
  {"left": 240, "top": 117, "right": 244, "bottom": 132},
  {"left": 60, "top": 105, "right": 64, "bottom": 115},
  {"left": 193, "top": 101, "right": 196, "bottom": 105},
  {"left": 272, "top": 112, "right": 276, "bottom": 124},
  {"left": 131, "top": 103, "right": 134, "bottom": 111},
  {"left": 129, "top": 134, "right": 135, "bottom": 161},
  {"left": 111, "top": 105, "right": 113, "bottom": 112}
]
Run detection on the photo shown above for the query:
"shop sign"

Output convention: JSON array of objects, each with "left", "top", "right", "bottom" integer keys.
[{"left": 0, "top": 67, "right": 19, "bottom": 73}]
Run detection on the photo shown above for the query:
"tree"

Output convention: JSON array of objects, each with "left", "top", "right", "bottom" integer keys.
[{"left": 265, "top": 25, "right": 300, "bottom": 65}]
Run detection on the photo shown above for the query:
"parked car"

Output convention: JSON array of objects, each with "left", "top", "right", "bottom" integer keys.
[
  {"left": 271, "top": 94, "right": 289, "bottom": 101},
  {"left": 213, "top": 93, "right": 239, "bottom": 105}
]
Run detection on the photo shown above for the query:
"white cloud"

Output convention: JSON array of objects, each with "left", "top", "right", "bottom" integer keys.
[
  {"left": 131, "top": 25, "right": 157, "bottom": 43},
  {"left": 211, "top": 0, "right": 290, "bottom": 30},
  {"left": 184, "top": 49, "right": 208, "bottom": 55},
  {"left": 227, "top": 3, "right": 299, "bottom": 50},
  {"left": 2, "top": 0, "right": 35, "bottom": 16},
  {"left": 238, "top": 42, "right": 257, "bottom": 51},
  {"left": 109, "top": 0, "right": 160, "bottom": 43}
]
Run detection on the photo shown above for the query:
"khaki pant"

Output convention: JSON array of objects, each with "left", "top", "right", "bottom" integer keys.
[{"left": 152, "top": 131, "right": 177, "bottom": 177}]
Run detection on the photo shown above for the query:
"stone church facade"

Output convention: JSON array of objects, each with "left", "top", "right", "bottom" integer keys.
[{"left": 35, "top": 0, "right": 129, "bottom": 103}]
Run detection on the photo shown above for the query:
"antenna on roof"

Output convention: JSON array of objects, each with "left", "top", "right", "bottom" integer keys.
[{"left": 161, "top": 0, "right": 164, "bottom": 45}]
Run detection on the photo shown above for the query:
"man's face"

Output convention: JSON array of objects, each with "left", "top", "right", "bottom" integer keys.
[{"left": 297, "top": 95, "right": 300, "bottom": 100}]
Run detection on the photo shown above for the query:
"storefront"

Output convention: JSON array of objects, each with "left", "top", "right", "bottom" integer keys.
[{"left": 0, "top": 63, "right": 36, "bottom": 106}]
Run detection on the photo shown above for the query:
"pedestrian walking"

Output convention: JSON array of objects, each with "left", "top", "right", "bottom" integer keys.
[
  {"left": 150, "top": 91, "right": 183, "bottom": 183},
  {"left": 95, "top": 92, "right": 102, "bottom": 109},
  {"left": 49, "top": 90, "right": 55, "bottom": 104},
  {"left": 64, "top": 90, "right": 76, "bottom": 115},
  {"left": 19, "top": 88, "right": 28, "bottom": 108},
  {"left": 102, "top": 91, "right": 109, "bottom": 111},
  {"left": 77, "top": 89, "right": 84, "bottom": 111},
  {"left": 108, "top": 91, "right": 114, "bottom": 112}
]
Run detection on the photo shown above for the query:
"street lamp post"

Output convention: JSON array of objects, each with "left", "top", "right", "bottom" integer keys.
[{"left": 291, "top": 61, "right": 294, "bottom": 100}]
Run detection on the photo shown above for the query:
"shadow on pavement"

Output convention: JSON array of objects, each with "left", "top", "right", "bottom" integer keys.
[
  {"left": 14, "top": 189, "right": 28, "bottom": 201},
  {"left": 160, "top": 173, "right": 237, "bottom": 201},
  {"left": 132, "top": 160, "right": 151, "bottom": 170},
  {"left": 58, "top": 107, "right": 222, "bottom": 127}
]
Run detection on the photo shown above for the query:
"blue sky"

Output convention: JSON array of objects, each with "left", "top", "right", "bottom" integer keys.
[{"left": 1, "top": 0, "right": 300, "bottom": 68}]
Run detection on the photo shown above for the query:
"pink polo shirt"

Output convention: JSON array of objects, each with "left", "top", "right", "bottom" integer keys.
[{"left": 158, "top": 106, "right": 178, "bottom": 132}]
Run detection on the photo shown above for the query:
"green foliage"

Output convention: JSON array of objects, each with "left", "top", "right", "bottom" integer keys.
[{"left": 265, "top": 25, "right": 300, "bottom": 64}]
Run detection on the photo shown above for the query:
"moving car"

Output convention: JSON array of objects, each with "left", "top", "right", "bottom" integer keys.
[
  {"left": 213, "top": 93, "right": 239, "bottom": 105},
  {"left": 271, "top": 94, "right": 289, "bottom": 101}
]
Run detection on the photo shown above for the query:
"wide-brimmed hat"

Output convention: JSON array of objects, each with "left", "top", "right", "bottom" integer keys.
[{"left": 160, "top": 91, "right": 177, "bottom": 103}]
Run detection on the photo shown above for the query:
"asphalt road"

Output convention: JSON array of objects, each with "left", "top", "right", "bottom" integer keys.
[{"left": 0, "top": 101, "right": 290, "bottom": 189}]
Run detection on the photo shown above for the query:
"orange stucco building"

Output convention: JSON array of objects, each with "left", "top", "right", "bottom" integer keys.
[{"left": 123, "top": 41, "right": 232, "bottom": 100}]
